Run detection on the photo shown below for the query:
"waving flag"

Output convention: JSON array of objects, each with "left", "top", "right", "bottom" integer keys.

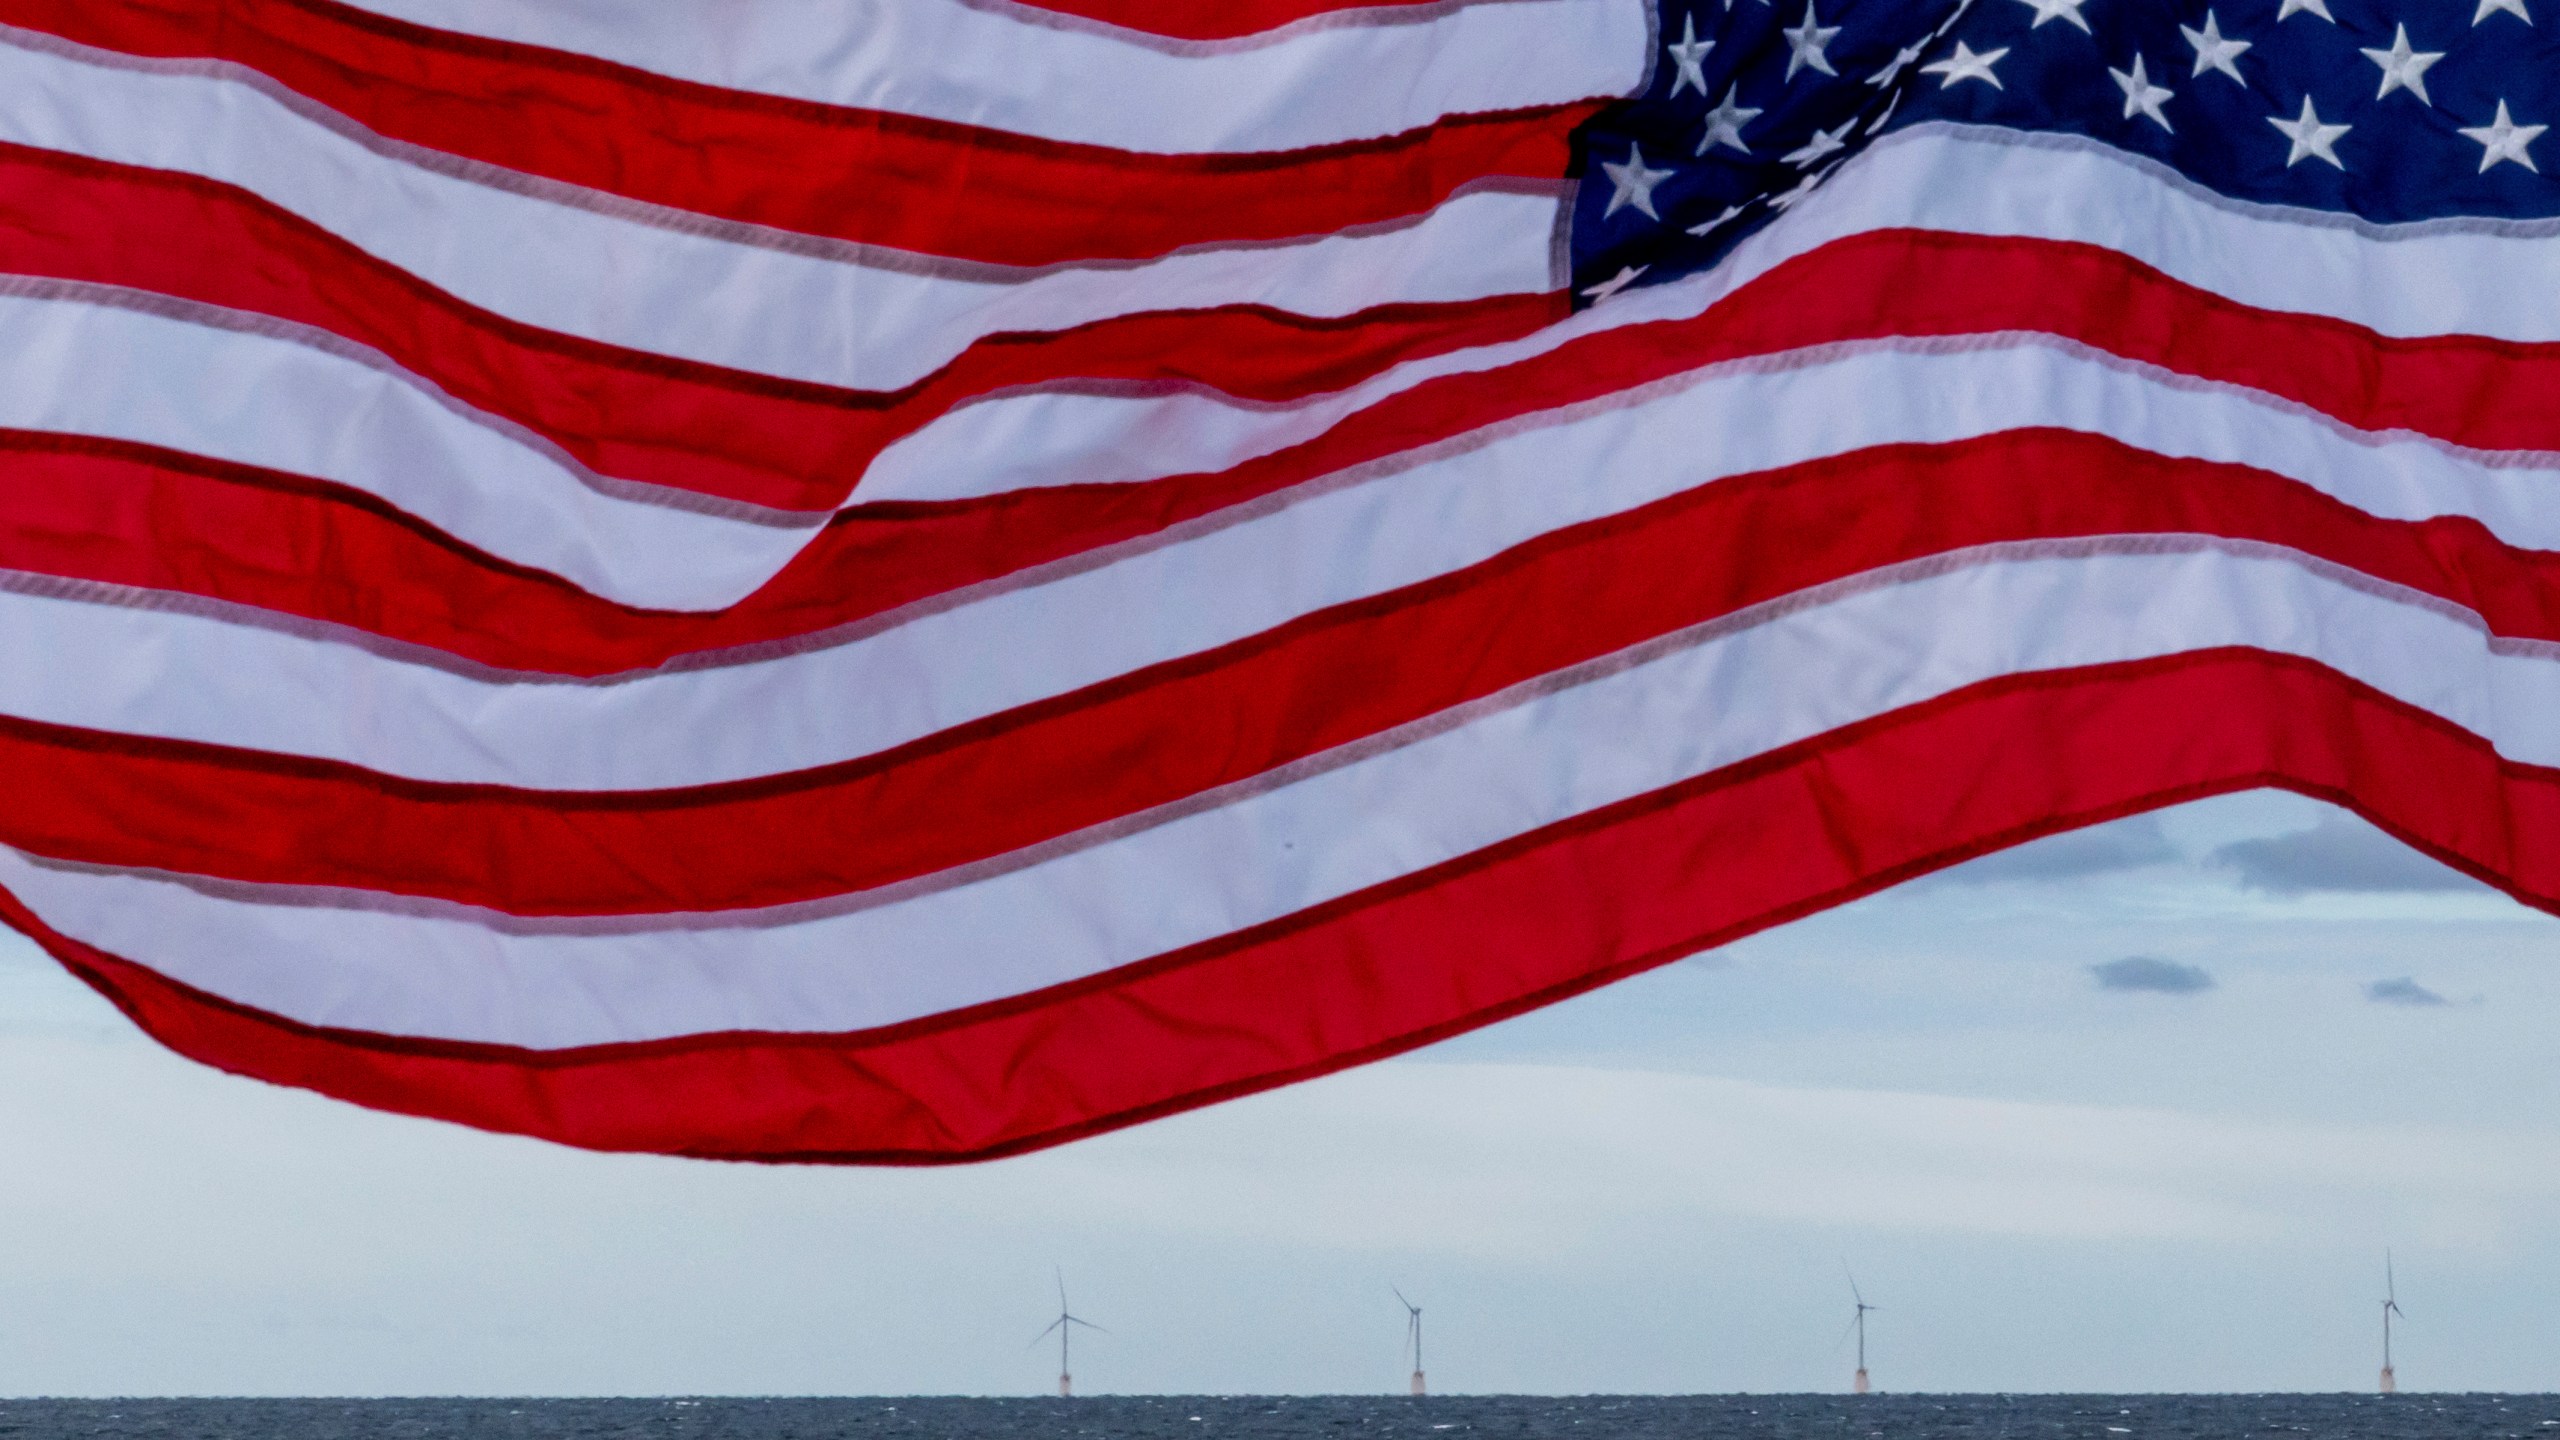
[{"left": 0, "top": 0, "right": 2552, "bottom": 1161}]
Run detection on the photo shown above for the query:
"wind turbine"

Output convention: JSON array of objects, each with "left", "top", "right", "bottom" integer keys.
[
  {"left": 1394, "top": 1286, "right": 1426, "bottom": 1396},
  {"left": 1845, "top": 1271, "right": 1877, "bottom": 1395},
  {"left": 1032, "top": 1269, "right": 1105, "bottom": 1397},
  {"left": 2379, "top": 1252, "right": 2404, "bottom": 1396}
]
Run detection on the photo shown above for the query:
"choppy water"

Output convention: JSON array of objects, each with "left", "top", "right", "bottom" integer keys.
[{"left": 0, "top": 1395, "right": 2552, "bottom": 1439}]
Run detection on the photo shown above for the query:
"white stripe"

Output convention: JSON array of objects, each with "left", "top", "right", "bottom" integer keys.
[
  {"left": 5, "top": 338, "right": 2554, "bottom": 787},
  {"left": 0, "top": 287, "right": 815, "bottom": 613},
  {"left": 0, "top": 544, "right": 2539, "bottom": 1046},
  {"left": 330, "top": 0, "right": 1647, "bottom": 154},
  {"left": 866, "top": 122, "right": 2560, "bottom": 506},
  {"left": 0, "top": 32, "right": 1559, "bottom": 393},
  {"left": 863, "top": 371, "right": 1410, "bottom": 504}
]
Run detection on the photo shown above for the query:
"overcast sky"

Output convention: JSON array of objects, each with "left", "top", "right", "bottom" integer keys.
[{"left": 1, "top": 788, "right": 2555, "bottom": 1397}]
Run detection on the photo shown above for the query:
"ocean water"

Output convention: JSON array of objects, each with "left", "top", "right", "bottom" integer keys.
[{"left": 0, "top": 1395, "right": 2552, "bottom": 1439}]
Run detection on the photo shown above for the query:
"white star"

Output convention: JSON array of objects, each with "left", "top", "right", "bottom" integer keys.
[
  {"left": 1783, "top": 1, "right": 1842, "bottom": 79},
  {"left": 1580, "top": 265, "right": 1649, "bottom": 301},
  {"left": 1666, "top": 14, "right": 1714, "bottom": 97},
  {"left": 2460, "top": 99, "right": 2546, "bottom": 170},
  {"left": 2360, "top": 25, "right": 2443, "bottom": 104},
  {"left": 2180, "top": 10, "right": 2251, "bottom": 81},
  {"left": 1783, "top": 117, "right": 1859, "bottom": 166},
  {"left": 2014, "top": 0, "right": 2093, "bottom": 29},
  {"left": 1864, "top": 88, "right": 1904, "bottom": 132},
  {"left": 1601, "top": 143, "right": 1675, "bottom": 219},
  {"left": 1684, "top": 202, "right": 1751, "bottom": 236},
  {"left": 1920, "top": 39, "right": 2008, "bottom": 87},
  {"left": 2276, "top": 0, "right": 2333, "bottom": 22},
  {"left": 1867, "top": 42, "right": 1928, "bottom": 86},
  {"left": 2110, "top": 54, "right": 2175, "bottom": 130},
  {"left": 2267, "top": 95, "right": 2349, "bottom": 167},
  {"left": 2474, "top": 0, "right": 2531, "bottom": 25},
  {"left": 1696, "top": 85, "right": 1762, "bottom": 154}
]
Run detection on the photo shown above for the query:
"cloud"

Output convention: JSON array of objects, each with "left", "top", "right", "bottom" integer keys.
[
  {"left": 2208, "top": 815, "right": 2486, "bottom": 895},
  {"left": 2366, "top": 977, "right": 2450, "bottom": 1007},
  {"left": 2090, "top": 956, "right": 2216, "bottom": 995},
  {"left": 1939, "top": 813, "right": 2180, "bottom": 884}
]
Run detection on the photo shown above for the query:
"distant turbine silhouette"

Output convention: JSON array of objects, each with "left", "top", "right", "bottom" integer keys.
[
  {"left": 2379, "top": 1252, "right": 2404, "bottom": 1396},
  {"left": 1394, "top": 1286, "right": 1426, "bottom": 1396},
  {"left": 1032, "top": 1269, "right": 1105, "bottom": 1397},
  {"left": 1845, "top": 1270, "right": 1877, "bottom": 1395}
]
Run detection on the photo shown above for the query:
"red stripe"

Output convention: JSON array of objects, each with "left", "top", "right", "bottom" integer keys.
[
  {"left": 7, "top": 648, "right": 2546, "bottom": 1160},
  {"left": 1002, "top": 0, "right": 1473, "bottom": 42},
  {"left": 0, "top": 142, "right": 1558, "bottom": 512},
  {"left": 6, "top": 227, "right": 2555, "bottom": 671},
  {"left": 9, "top": 428, "right": 2558, "bottom": 916},
  {"left": 0, "top": 0, "right": 1597, "bottom": 266}
]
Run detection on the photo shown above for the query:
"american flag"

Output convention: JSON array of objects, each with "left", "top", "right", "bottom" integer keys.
[{"left": 0, "top": 0, "right": 2546, "bottom": 1161}]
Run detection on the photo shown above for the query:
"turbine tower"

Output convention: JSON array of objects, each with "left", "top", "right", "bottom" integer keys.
[
  {"left": 1847, "top": 1272, "right": 1877, "bottom": 1395},
  {"left": 1394, "top": 1286, "right": 1426, "bottom": 1396},
  {"left": 1033, "top": 1269, "right": 1105, "bottom": 1398},
  {"left": 2379, "top": 1252, "right": 2404, "bottom": 1396}
]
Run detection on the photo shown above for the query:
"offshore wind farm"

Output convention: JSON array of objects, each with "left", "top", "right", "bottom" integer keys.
[{"left": 1010, "top": 1256, "right": 2452, "bottom": 1404}]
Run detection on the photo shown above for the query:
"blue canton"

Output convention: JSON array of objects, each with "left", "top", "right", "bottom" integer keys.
[{"left": 1568, "top": 0, "right": 2559, "bottom": 302}]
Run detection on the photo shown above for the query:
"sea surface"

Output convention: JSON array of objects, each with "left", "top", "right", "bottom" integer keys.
[{"left": 0, "top": 1395, "right": 2552, "bottom": 1440}]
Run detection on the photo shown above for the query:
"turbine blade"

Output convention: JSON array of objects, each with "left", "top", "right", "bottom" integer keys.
[
  {"left": 1031, "top": 1318, "right": 1065, "bottom": 1346},
  {"left": 1393, "top": 1285, "right": 1416, "bottom": 1314},
  {"left": 1057, "top": 1266, "right": 1070, "bottom": 1313}
]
